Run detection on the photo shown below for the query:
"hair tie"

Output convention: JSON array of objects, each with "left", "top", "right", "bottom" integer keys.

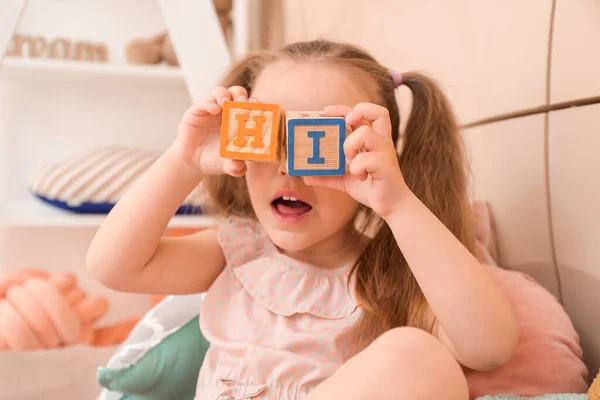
[{"left": 389, "top": 70, "right": 403, "bottom": 88}]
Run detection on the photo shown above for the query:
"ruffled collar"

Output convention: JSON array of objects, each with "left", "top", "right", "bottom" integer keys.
[
  {"left": 227, "top": 219, "right": 359, "bottom": 320},
  {"left": 232, "top": 258, "right": 358, "bottom": 320}
]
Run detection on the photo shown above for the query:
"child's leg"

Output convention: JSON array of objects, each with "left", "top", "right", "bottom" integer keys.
[{"left": 305, "top": 327, "right": 468, "bottom": 400}]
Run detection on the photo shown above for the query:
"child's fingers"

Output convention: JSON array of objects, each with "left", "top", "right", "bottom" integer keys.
[
  {"left": 324, "top": 105, "right": 368, "bottom": 130},
  {"left": 210, "top": 86, "right": 233, "bottom": 106},
  {"left": 222, "top": 159, "right": 247, "bottom": 177},
  {"left": 324, "top": 105, "right": 352, "bottom": 118},
  {"left": 348, "top": 152, "right": 379, "bottom": 180},
  {"left": 248, "top": 97, "right": 261, "bottom": 103},
  {"left": 188, "top": 99, "right": 221, "bottom": 118},
  {"left": 350, "top": 103, "right": 392, "bottom": 137},
  {"left": 228, "top": 86, "right": 248, "bottom": 102},
  {"left": 343, "top": 126, "right": 388, "bottom": 163}
]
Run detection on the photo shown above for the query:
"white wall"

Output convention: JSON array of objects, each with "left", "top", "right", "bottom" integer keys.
[{"left": 277, "top": 0, "right": 552, "bottom": 126}]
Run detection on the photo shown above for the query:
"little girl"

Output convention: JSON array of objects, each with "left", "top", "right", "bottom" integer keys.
[{"left": 87, "top": 40, "right": 520, "bottom": 399}]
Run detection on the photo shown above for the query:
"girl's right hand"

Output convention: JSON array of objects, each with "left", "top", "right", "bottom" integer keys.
[{"left": 172, "top": 85, "right": 251, "bottom": 178}]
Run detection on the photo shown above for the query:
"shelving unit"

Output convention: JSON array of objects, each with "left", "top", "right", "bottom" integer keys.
[
  {"left": 0, "top": 0, "right": 252, "bottom": 337},
  {"left": 0, "top": 57, "right": 185, "bottom": 87},
  {"left": 0, "top": 199, "right": 216, "bottom": 228}
]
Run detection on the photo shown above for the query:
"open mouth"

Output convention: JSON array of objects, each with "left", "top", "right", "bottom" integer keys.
[{"left": 271, "top": 196, "right": 313, "bottom": 217}]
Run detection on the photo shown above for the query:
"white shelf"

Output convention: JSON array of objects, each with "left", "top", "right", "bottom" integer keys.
[
  {"left": 0, "top": 57, "right": 186, "bottom": 87},
  {"left": 0, "top": 199, "right": 216, "bottom": 229}
]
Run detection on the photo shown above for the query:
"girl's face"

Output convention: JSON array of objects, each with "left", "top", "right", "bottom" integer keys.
[{"left": 245, "top": 60, "right": 376, "bottom": 265}]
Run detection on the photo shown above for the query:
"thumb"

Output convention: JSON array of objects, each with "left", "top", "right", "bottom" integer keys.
[
  {"left": 303, "top": 175, "right": 346, "bottom": 192},
  {"left": 222, "top": 159, "right": 247, "bottom": 178}
]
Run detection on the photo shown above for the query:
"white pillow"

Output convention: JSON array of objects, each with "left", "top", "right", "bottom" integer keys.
[{"left": 28, "top": 146, "right": 206, "bottom": 214}]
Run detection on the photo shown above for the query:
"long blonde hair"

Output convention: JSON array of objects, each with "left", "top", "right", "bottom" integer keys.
[{"left": 204, "top": 39, "right": 476, "bottom": 349}]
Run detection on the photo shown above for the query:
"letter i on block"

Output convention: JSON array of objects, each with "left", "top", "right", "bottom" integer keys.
[
  {"left": 220, "top": 101, "right": 282, "bottom": 162},
  {"left": 286, "top": 112, "right": 348, "bottom": 176}
]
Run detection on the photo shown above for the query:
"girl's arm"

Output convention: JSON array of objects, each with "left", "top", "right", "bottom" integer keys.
[
  {"left": 384, "top": 191, "right": 519, "bottom": 371},
  {"left": 312, "top": 103, "right": 519, "bottom": 373},
  {"left": 86, "top": 146, "right": 225, "bottom": 295},
  {"left": 87, "top": 87, "right": 248, "bottom": 295}
]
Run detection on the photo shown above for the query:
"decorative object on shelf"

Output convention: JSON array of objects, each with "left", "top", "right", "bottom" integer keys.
[
  {"left": 5, "top": 32, "right": 109, "bottom": 63},
  {"left": 0, "top": 268, "right": 177, "bottom": 353},
  {"left": 125, "top": 32, "right": 165, "bottom": 65},
  {"left": 0, "top": 269, "right": 109, "bottom": 351},
  {"left": 124, "top": 0, "right": 232, "bottom": 67},
  {"left": 161, "top": 33, "right": 178, "bottom": 67},
  {"left": 125, "top": 31, "right": 178, "bottom": 66},
  {"left": 28, "top": 146, "right": 205, "bottom": 215}
]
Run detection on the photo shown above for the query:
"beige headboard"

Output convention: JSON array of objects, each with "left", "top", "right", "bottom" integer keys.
[{"left": 267, "top": 0, "right": 600, "bottom": 378}]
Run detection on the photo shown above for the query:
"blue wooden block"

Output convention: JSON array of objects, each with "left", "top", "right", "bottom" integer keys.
[{"left": 286, "top": 112, "right": 347, "bottom": 176}]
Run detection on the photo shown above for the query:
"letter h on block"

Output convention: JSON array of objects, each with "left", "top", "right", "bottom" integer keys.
[
  {"left": 220, "top": 101, "right": 282, "bottom": 162},
  {"left": 286, "top": 112, "right": 347, "bottom": 176}
]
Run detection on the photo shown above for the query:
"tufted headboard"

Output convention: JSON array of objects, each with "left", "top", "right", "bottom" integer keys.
[
  {"left": 270, "top": 0, "right": 600, "bottom": 380},
  {"left": 464, "top": 107, "right": 600, "bottom": 380},
  {"left": 461, "top": 2, "right": 600, "bottom": 376}
]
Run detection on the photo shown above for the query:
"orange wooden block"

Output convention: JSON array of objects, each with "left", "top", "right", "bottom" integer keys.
[{"left": 220, "top": 101, "right": 282, "bottom": 162}]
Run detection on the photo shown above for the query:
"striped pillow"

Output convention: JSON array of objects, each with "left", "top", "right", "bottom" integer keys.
[{"left": 28, "top": 146, "right": 205, "bottom": 214}]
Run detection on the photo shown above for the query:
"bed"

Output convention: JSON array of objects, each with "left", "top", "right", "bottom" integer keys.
[{"left": 1, "top": 1, "right": 599, "bottom": 399}]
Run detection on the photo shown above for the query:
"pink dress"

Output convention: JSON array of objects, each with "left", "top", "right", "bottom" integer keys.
[{"left": 196, "top": 217, "right": 363, "bottom": 399}]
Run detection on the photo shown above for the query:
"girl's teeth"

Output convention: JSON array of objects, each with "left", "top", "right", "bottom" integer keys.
[
  {"left": 282, "top": 196, "right": 298, "bottom": 201},
  {"left": 290, "top": 197, "right": 297, "bottom": 201}
]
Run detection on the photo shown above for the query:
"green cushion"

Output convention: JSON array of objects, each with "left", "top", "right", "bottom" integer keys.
[{"left": 97, "top": 294, "right": 209, "bottom": 400}]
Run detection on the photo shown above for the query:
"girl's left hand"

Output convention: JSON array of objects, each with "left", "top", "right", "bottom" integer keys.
[{"left": 303, "top": 103, "right": 410, "bottom": 219}]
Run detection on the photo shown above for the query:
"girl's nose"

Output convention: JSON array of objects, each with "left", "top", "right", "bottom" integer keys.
[{"left": 277, "top": 160, "right": 288, "bottom": 176}]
